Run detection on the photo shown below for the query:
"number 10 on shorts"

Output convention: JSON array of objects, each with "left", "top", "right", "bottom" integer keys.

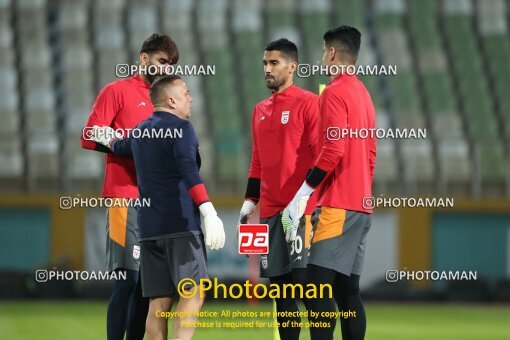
[{"left": 238, "top": 224, "right": 269, "bottom": 254}]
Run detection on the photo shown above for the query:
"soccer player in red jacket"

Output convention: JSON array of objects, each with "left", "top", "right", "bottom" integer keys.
[
  {"left": 81, "top": 34, "right": 179, "bottom": 340},
  {"left": 238, "top": 38, "right": 319, "bottom": 340},
  {"left": 283, "top": 26, "right": 376, "bottom": 340}
]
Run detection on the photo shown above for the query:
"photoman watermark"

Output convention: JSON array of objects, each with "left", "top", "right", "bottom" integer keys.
[
  {"left": 35, "top": 269, "right": 127, "bottom": 282},
  {"left": 177, "top": 278, "right": 332, "bottom": 299},
  {"left": 297, "top": 64, "right": 397, "bottom": 78},
  {"left": 386, "top": 270, "right": 477, "bottom": 282},
  {"left": 362, "top": 197, "right": 454, "bottom": 209},
  {"left": 115, "top": 64, "right": 216, "bottom": 78},
  {"left": 326, "top": 128, "right": 427, "bottom": 141},
  {"left": 59, "top": 197, "right": 150, "bottom": 210},
  {"left": 82, "top": 127, "right": 183, "bottom": 141}
]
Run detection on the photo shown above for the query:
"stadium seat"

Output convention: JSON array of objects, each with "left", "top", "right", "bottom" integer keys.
[
  {"left": 0, "top": 109, "right": 20, "bottom": 135},
  {"left": 374, "top": 111, "right": 399, "bottom": 185},
  {"left": 442, "top": 0, "right": 473, "bottom": 15},
  {"left": 57, "top": 2, "right": 88, "bottom": 33},
  {"left": 0, "top": 56, "right": 18, "bottom": 126},
  {"left": 374, "top": 1, "right": 425, "bottom": 134},
  {"left": 19, "top": 43, "right": 52, "bottom": 71},
  {"left": 65, "top": 110, "right": 89, "bottom": 135},
  {"left": 162, "top": 0, "right": 194, "bottom": 30},
  {"left": 62, "top": 71, "right": 94, "bottom": 115},
  {"left": 197, "top": 0, "right": 246, "bottom": 187},
  {"left": 475, "top": 140, "right": 507, "bottom": 183},
  {"left": 401, "top": 139, "right": 435, "bottom": 183},
  {"left": 216, "top": 131, "right": 248, "bottom": 186},
  {"left": 298, "top": 0, "right": 331, "bottom": 91},
  {"left": 232, "top": 0, "right": 268, "bottom": 115},
  {"left": 266, "top": 0, "right": 300, "bottom": 43},
  {"left": 127, "top": 1, "right": 158, "bottom": 55},
  {"left": 197, "top": 0, "right": 228, "bottom": 33},
  {"left": 476, "top": 2, "right": 510, "bottom": 141},
  {"left": 93, "top": 0, "right": 125, "bottom": 11},
  {"left": 373, "top": 139, "right": 398, "bottom": 184},
  {"left": 14, "top": 0, "right": 46, "bottom": 10},
  {"left": 334, "top": 0, "right": 364, "bottom": 28},
  {"left": 0, "top": 67, "right": 18, "bottom": 96},
  {"left": 24, "top": 87, "right": 56, "bottom": 133},
  {"left": 63, "top": 135, "right": 103, "bottom": 179},
  {"left": 0, "top": 15, "right": 13, "bottom": 49},
  {"left": 21, "top": 69, "right": 52, "bottom": 93},
  {"left": 442, "top": 12, "right": 501, "bottom": 143},
  {"left": 438, "top": 138, "right": 471, "bottom": 183},
  {"left": 476, "top": 0, "right": 506, "bottom": 35},
  {"left": 61, "top": 45, "right": 93, "bottom": 71},
  {"left": 357, "top": 30, "right": 383, "bottom": 110},
  {"left": 26, "top": 133, "right": 59, "bottom": 178},
  {"left": 96, "top": 49, "right": 128, "bottom": 87},
  {"left": 15, "top": 10, "right": 48, "bottom": 44},
  {"left": 0, "top": 135, "right": 24, "bottom": 177},
  {"left": 232, "top": 0, "right": 262, "bottom": 32}
]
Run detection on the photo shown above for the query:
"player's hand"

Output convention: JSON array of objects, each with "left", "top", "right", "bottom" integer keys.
[
  {"left": 90, "top": 125, "right": 120, "bottom": 148},
  {"left": 281, "top": 207, "right": 299, "bottom": 243},
  {"left": 237, "top": 200, "right": 256, "bottom": 255},
  {"left": 238, "top": 200, "right": 256, "bottom": 225},
  {"left": 282, "top": 182, "right": 315, "bottom": 242},
  {"left": 199, "top": 202, "right": 226, "bottom": 250}
]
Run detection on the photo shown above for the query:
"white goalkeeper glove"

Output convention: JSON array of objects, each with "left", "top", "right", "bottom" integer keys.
[
  {"left": 199, "top": 202, "right": 225, "bottom": 250},
  {"left": 90, "top": 125, "right": 121, "bottom": 149},
  {"left": 238, "top": 200, "right": 256, "bottom": 225},
  {"left": 281, "top": 182, "right": 314, "bottom": 242},
  {"left": 237, "top": 200, "right": 256, "bottom": 253}
]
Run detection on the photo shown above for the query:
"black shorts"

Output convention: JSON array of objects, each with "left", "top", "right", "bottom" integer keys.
[
  {"left": 140, "top": 234, "right": 209, "bottom": 298},
  {"left": 259, "top": 213, "right": 313, "bottom": 278}
]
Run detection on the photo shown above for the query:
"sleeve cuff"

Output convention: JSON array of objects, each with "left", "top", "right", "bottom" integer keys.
[
  {"left": 188, "top": 183, "right": 209, "bottom": 206},
  {"left": 306, "top": 166, "right": 328, "bottom": 188},
  {"left": 244, "top": 177, "right": 260, "bottom": 203}
]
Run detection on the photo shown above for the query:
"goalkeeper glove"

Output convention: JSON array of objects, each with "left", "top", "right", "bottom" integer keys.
[
  {"left": 90, "top": 125, "right": 121, "bottom": 149},
  {"left": 237, "top": 200, "right": 256, "bottom": 253},
  {"left": 281, "top": 182, "right": 314, "bottom": 242},
  {"left": 238, "top": 200, "right": 256, "bottom": 225},
  {"left": 199, "top": 202, "right": 225, "bottom": 250}
]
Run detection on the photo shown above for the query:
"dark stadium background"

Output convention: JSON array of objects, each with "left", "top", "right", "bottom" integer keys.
[{"left": 0, "top": 0, "right": 509, "bottom": 339}]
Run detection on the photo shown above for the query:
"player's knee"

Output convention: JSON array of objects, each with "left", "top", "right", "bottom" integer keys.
[
  {"left": 114, "top": 268, "right": 139, "bottom": 290},
  {"left": 292, "top": 268, "right": 307, "bottom": 286},
  {"left": 181, "top": 295, "right": 204, "bottom": 311},
  {"left": 334, "top": 274, "right": 360, "bottom": 298}
]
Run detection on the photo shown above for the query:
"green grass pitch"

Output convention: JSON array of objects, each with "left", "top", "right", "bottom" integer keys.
[{"left": 1, "top": 301, "right": 509, "bottom": 339}]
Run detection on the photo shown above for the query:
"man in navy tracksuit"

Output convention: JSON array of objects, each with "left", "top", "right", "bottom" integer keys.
[{"left": 90, "top": 75, "right": 225, "bottom": 340}]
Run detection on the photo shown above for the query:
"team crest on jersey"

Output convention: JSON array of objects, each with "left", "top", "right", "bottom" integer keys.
[
  {"left": 281, "top": 111, "right": 290, "bottom": 124},
  {"left": 133, "top": 245, "right": 140, "bottom": 259},
  {"left": 261, "top": 255, "right": 268, "bottom": 269}
]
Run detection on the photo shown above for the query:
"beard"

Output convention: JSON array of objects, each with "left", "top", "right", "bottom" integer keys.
[
  {"left": 145, "top": 63, "right": 168, "bottom": 84},
  {"left": 146, "top": 73, "right": 158, "bottom": 84},
  {"left": 265, "top": 76, "right": 284, "bottom": 90}
]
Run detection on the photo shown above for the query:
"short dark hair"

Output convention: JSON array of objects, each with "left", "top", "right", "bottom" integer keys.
[
  {"left": 140, "top": 33, "right": 179, "bottom": 64},
  {"left": 149, "top": 75, "right": 182, "bottom": 105},
  {"left": 323, "top": 25, "right": 361, "bottom": 62},
  {"left": 265, "top": 38, "right": 298, "bottom": 62}
]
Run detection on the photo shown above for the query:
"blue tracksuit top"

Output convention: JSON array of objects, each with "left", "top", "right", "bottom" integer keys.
[{"left": 111, "top": 111, "right": 203, "bottom": 240}]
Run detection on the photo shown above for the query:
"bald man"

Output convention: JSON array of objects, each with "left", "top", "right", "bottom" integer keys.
[{"left": 89, "top": 75, "right": 225, "bottom": 340}]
